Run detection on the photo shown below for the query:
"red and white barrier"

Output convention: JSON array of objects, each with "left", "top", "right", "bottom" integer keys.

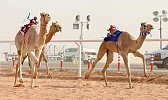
[
  {"left": 88, "top": 55, "right": 91, "bottom": 70},
  {"left": 118, "top": 53, "right": 121, "bottom": 71},
  {"left": 60, "top": 52, "right": 63, "bottom": 69},
  {"left": 12, "top": 52, "right": 15, "bottom": 67},
  {"left": 150, "top": 54, "right": 154, "bottom": 72}
]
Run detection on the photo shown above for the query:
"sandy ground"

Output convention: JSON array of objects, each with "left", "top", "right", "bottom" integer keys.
[{"left": 0, "top": 68, "right": 168, "bottom": 100}]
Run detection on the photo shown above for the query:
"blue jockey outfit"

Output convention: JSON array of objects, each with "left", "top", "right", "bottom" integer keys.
[{"left": 104, "top": 30, "right": 123, "bottom": 42}]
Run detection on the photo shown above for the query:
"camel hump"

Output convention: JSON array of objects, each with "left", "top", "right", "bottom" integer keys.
[
  {"left": 30, "top": 25, "right": 39, "bottom": 29},
  {"left": 28, "top": 25, "right": 40, "bottom": 31},
  {"left": 20, "top": 25, "right": 39, "bottom": 37},
  {"left": 118, "top": 32, "right": 135, "bottom": 42}
]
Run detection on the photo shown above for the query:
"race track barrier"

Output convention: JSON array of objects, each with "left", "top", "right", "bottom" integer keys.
[
  {"left": 1, "top": 39, "right": 168, "bottom": 77},
  {"left": 88, "top": 55, "right": 90, "bottom": 70},
  {"left": 12, "top": 52, "right": 15, "bottom": 67},
  {"left": 60, "top": 52, "right": 63, "bottom": 69},
  {"left": 118, "top": 53, "right": 121, "bottom": 71},
  {"left": 150, "top": 54, "right": 154, "bottom": 72}
]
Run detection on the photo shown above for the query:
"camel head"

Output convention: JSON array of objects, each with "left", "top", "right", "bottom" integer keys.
[
  {"left": 140, "top": 22, "right": 154, "bottom": 35},
  {"left": 40, "top": 12, "right": 51, "bottom": 26},
  {"left": 49, "top": 21, "right": 62, "bottom": 33}
]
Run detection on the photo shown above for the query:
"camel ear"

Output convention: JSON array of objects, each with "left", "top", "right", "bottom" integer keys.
[
  {"left": 40, "top": 12, "right": 43, "bottom": 16},
  {"left": 40, "top": 12, "right": 45, "bottom": 16},
  {"left": 141, "top": 22, "right": 146, "bottom": 26}
]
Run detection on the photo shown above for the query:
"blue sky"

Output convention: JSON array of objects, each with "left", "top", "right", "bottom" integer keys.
[{"left": 0, "top": 0, "right": 168, "bottom": 62}]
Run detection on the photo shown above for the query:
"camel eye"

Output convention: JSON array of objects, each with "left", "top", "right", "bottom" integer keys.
[{"left": 142, "top": 25, "right": 147, "bottom": 29}]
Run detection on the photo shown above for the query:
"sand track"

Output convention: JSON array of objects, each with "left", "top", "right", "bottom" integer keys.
[{"left": 0, "top": 68, "right": 168, "bottom": 100}]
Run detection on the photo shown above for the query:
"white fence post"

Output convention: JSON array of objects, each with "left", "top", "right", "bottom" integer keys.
[{"left": 75, "top": 42, "right": 82, "bottom": 77}]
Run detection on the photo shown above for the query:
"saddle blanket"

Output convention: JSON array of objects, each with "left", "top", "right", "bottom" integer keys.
[{"left": 104, "top": 30, "right": 123, "bottom": 42}]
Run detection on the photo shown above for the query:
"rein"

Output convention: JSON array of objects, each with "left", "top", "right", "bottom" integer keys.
[
  {"left": 136, "top": 31, "right": 151, "bottom": 44},
  {"left": 140, "top": 31, "right": 151, "bottom": 36},
  {"left": 40, "top": 15, "right": 47, "bottom": 29},
  {"left": 40, "top": 23, "right": 47, "bottom": 29}
]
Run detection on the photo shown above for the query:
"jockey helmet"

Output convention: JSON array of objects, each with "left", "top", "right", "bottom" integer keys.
[{"left": 108, "top": 25, "right": 117, "bottom": 32}]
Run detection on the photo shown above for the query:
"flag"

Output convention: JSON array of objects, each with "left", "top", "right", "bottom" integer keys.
[
  {"left": 23, "top": 12, "right": 31, "bottom": 23},
  {"left": 27, "top": 12, "right": 30, "bottom": 20}
]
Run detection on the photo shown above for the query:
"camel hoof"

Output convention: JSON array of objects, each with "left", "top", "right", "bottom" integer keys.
[
  {"left": 14, "top": 81, "right": 17, "bottom": 85},
  {"left": 19, "top": 79, "right": 23, "bottom": 83},
  {"left": 47, "top": 73, "right": 52, "bottom": 78},
  {"left": 31, "top": 85, "right": 38, "bottom": 88},
  {"left": 14, "top": 83, "right": 25, "bottom": 87},
  {"left": 85, "top": 74, "right": 90, "bottom": 79},
  {"left": 144, "top": 73, "right": 149, "bottom": 77},
  {"left": 129, "top": 85, "right": 134, "bottom": 89}
]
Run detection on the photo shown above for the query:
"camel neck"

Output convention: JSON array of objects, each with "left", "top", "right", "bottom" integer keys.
[
  {"left": 136, "top": 33, "right": 147, "bottom": 49},
  {"left": 45, "top": 31, "right": 56, "bottom": 44},
  {"left": 40, "top": 24, "right": 47, "bottom": 30},
  {"left": 36, "top": 24, "right": 47, "bottom": 46}
]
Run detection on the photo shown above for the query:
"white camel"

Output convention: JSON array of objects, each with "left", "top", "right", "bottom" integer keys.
[{"left": 14, "top": 12, "right": 51, "bottom": 87}]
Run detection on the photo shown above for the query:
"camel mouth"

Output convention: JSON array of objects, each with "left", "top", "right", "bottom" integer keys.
[
  {"left": 56, "top": 25, "right": 62, "bottom": 32},
  {"left": 59, "top": 27, "right": 62, "bottom": 32},
  {"left": 45, "top": 17, "right": 51, "bottom": 23},
  {"left": 149, "top": 24, "right": 154, "bottom": 30},
  {"left": 151, "top": 26, "right": 154, "bottom": 30},
  {"left": 57, "top": 25, "right": 62, "bottom": 32}
]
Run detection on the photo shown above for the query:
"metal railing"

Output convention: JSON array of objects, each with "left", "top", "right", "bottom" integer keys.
[{"left": 1, "top": 39, "right": 168, "bottom": 77}]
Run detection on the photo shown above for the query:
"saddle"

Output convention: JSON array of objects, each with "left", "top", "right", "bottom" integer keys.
[
  {"left": 20, "top": 24, "right": 31, "bottom": 36},
  {"left": 104, "top": 30, "right": 123, "bottom": 53},
  {"left": 104, "top": 30, "right": 123, "bottom": 42}
]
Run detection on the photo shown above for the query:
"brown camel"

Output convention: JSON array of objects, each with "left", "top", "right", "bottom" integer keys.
[
  {"left": 14, "top": 12, "right": 51, "bottom": 87},
  {"left": 85, "top": 22, "right": 154, "bottom": 88},
  {"left": 21, "top": 21, "right": 62, "bottom": 77}
]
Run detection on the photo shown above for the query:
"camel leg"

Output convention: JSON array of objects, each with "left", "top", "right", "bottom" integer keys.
[
  {"left": 39, "top": 52, "right": 52, "bottom": 78},
  {"left": 102, "top": 50, "right": 114, "bottom": 86},
  {"left": 121, "top": 52, "right": 133, "bottom": 88},
  {"left": 38, "top": 47, "right": 45, "bottom": 68},
  {"left": 37, "top": 53, "right": 42, "bottom": 68},
  {"left": 28, "top": 50, "right": 38, "bottom": 87},
  {"left": 85, "top": 48, "right": 107, "bottom": 79},
  {"left": 28, "top": 50, "right": 38, "bottom": 63},
  {"left": 133, "top": 51, "right": 148, "bottom": 77},
  {"left": 21, "top": 54, "right": 32, "bottom": 74},
  {"left": 17, "top": 51, "right": 24, "bottom": 84},
  {"left": 22, "top": 54, "right": 32, "bottom": 70},
  {"left": 27, "top": 55, "right": 32, "bottom": 74},
  {"left": 34, "top": 49, "right": 43, "bottom": 77},
  {"left": 14, "top": 39, "right": 24, "bottom": 85},
  {"left": 21, "top": 54, "right": 27, "bottom": 65},
  {"left": 33, "top": 49, "right": 43, "bottom": 87},
  {"left": 14, "top": 63, "right": 19, "bottom": 85},
  {"left": 31, "top": 61, "right": 36, "bottom": 87}
]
